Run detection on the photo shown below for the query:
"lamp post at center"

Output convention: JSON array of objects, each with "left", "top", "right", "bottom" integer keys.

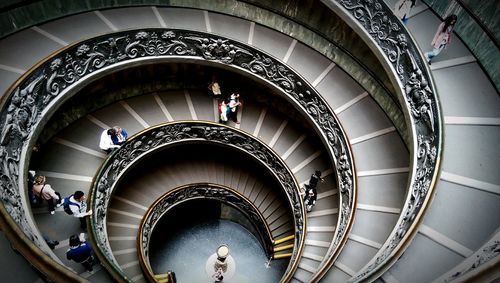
[{"left": 214, "top": 245, "right": 230, "bottom": 272}]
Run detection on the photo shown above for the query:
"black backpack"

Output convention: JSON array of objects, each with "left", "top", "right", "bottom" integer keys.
[{"left": 62, "top": 195, "right": 80, "bottom": 215}]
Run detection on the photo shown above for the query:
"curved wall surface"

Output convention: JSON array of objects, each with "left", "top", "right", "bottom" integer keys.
[{"left": 0, "top": 1, "right": 498, "bottom": 283}]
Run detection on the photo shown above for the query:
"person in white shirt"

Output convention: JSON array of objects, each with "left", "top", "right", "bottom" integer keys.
[
  {"left": 67, "top": 191, "right": 92, "bottom": 230},
  {"left": 99, "top": 129, "right": 120, "bottom": 153},
  {"left": 219, "top": 100, "right": 229, "bottom": 122},
  {"left": 228, "top": 93, "right": 241, "bottom": 124}
]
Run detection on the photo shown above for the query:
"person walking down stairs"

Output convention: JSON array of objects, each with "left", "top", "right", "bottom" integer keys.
[
  {"left": 424, "top": 14, "right": 458, "bottom": 65},
  {"left": 303, "top": 170, "right": 323, "bottom": 212}
]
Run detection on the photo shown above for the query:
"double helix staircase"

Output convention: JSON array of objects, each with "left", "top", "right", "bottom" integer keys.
[
  {"left": 32, "top": 80, "right": 342, "bottom": 281},
  {"left": 0, "top": 1, "right": 498, "bottom": 283}
]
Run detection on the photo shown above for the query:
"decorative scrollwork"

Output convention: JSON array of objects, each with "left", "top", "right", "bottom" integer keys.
[
  {"left": 91, "top": 122, "right": 304, "bottom": 281},
  {"left": 242, "top": 54, "right": 296, "bottom": 93},
  {"left": 185, "top": 36, "right": 252, "bottom": 63},
  {"left": 445, "top": 240, "right": 500, "bottom": 282},
  {"left": 140, "top": 184, "right": 274, "bottom": 262},
  {"left": 333, "top": 0, "right": 441, "bottom": 281},
  {"left": 0, "top": 28, "right": 355, "bottom": 282}
]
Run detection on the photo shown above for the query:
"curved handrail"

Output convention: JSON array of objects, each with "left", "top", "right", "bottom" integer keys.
[
  {"left": 453, "top": 0, "right": 499, "bottom": 48},
  {"left": 89, "top": 121, "right": 304, "bottom": 282},
  {"left": 137, "top": 183, "right": 277, "bottom": 281},
  {"left": 0, "top": 28, "right": 355, "bottom": 281},
  {"left": 316, "top": 1, "right": 443, "bottom": 282}
]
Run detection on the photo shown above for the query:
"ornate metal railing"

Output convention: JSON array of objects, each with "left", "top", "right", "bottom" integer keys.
[
  {"left": 0, "top": 28, "right": 355, "bottom": 281},
  {"left": 138, "top": 183, "right": 276, "bottom": 280},
  {"left": 315, "top": 0, "right": 443, "bottom": 282},
  {"left": 438, "top": 230, "right": 500, "bottom": 283},
  {"left": 90, "top": 121, "right": 304, "bottom": 282}
]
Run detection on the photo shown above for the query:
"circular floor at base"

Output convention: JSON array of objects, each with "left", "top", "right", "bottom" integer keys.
[{"left": 149, "top": 219, "right": 288, "bottom": 282}]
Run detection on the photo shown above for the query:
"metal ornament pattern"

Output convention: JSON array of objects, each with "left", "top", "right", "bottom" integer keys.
[
  {"left": 140, "top": 184, "right": 274, "bottom": 260},
  {"left": 446, "top": 241, "right": 500, "bottom": 282},
  {"left": 331, "top": 0, "right": 442, "bottom": 281},
  {"left": 91, "top": 122, "right": 303, "bottom": 280},
  {"left": 0, "top": 73, "right": 47, "bottom": 246},
  {"left": 0, "top": 28, "right": 355, "bottom": 276}
]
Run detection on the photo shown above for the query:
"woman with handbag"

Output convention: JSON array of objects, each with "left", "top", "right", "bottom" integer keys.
[{"left": 32, "top": 175, "right": 62, "bottom": 215}]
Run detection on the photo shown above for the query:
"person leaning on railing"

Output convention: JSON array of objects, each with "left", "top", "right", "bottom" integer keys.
[
  {"left": 111, "top": 126, "right": 128, "bottom": 145},
  {"left": 99, "top": 126, "right": 128, "bottom": 153},
  {"left": 99, "top": 128, "right": 120, "bottom": 153},
  {"left": 63, "top": 191, "right": 93, "bottom": 230}
]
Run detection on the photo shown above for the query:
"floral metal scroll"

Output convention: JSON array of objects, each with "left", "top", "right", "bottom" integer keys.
[
  {"left": 325, "top": 0, "right": 442, "bottom": 281},
  {"left": 139, "top": 184, "right": 275, "bottom": 264},
  {"left": 91, "top": 122, "right": 303, "bottom": 281},
  {"left": 0, "top": 28, "right": 355, "bottom": 280}
]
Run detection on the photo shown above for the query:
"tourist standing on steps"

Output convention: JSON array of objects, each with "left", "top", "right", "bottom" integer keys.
[
  {"left": 308, "top": 170, "right": 323, "bottom": 190},
  {"left": 303, "top": 170, "right": 323, "bottom": 212},
  {"left": 424, "top": 14, "right": 458, "bottom": 65},
  {"left": 394, "top": 0, "right": 416, "bottom": 25},
  {"left": 99, "top": 128, "right": 120, "bottom": 153},
  {"left": 208, "top": 75, "right": 222, "bottom": 97},
  {"left": 111, "top": 126, "right": 128, "bottom": 145},
  {"left": 228, "top": 93, "right": 242, "bottom": 124},
  {"left": 66, "top": 233, "right": 98, "bottom": 272},
  {"left": 303, "top": 184, "right": 317, "bottom": 212},
  {"left": 219, "top": 99, "right": 229, "bottom": 123},
  {"left": 32, "top": 175, "right": 62, "bottom": 215},
  {"left": 64, "top": 191, "right": 93, "bottom": 230}
]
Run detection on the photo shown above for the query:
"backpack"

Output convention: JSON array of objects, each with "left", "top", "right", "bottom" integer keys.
[{"left": 63, "top": 195, "right": 80, "bottom": 215}]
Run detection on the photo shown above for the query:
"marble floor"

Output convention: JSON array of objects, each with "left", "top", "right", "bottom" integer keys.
[{"left": 149, "top": 218, "right": 288, "bottom": 282}]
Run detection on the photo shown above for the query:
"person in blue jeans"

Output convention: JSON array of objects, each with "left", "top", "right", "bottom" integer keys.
[
  {"left": 394, "top": 0, "right": 416, "bottom": 25},
  {"left": 66, "top": 234, "right": 98, "bottom": 272},
  {"left": 425, "top": 15, "right": 458, "bottom": 64}
]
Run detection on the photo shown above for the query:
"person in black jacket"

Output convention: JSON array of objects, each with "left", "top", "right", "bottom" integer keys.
[
  {"left": 303, "top": 170, "right": 323, "bottom": 212},
  {"left": 303, "top": 184, "right": 317, "bottom": 212},
  {"left": 308, "top": 170, "right": 322, "bottom": 190}
]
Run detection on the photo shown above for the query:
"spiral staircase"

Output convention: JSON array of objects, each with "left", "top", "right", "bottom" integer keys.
[{"left": 0, "top": 1, "right": 498, "bottom": 283}]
